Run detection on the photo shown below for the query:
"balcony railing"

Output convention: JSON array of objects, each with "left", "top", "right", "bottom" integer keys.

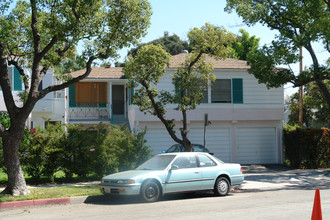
[{"left": 69, "top": 103, "right": 111, "bottom": 122}]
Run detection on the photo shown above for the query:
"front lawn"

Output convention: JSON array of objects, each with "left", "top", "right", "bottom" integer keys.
[{"left": 0, "top": 186, "right": 102, "bottom": 203}]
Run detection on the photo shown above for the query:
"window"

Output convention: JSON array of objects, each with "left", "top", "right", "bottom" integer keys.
[
  {"left": 69, "top": 82, "right": 107, "bottom": 107},
  {"left": 53, "top": 77, "right": 64, "bottom": 98},
  {"left": 172, "top": 155, "right": 197, "bottom": 169},
  {"left": 198, "top": 155, "right": 217, "bottom": 167},
  {"left": 211, "top": 78, "right": 243, "bottom": 104},
  {"left": 211, "top": 79, "right": 231, "bottom": 103}
]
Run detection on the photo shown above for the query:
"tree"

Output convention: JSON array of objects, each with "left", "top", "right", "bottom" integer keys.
[
  {"left": 54, "top": 55, "right": 86, "bottom": 75},
  {"left": 232, "top": 29, "right": 260, "bottom": 61},
  {"left": 288, "top": 81, "right": 330, "bottom": 127},
  {"left": 0, "top": 0, "right": 151, "bottom": 195},
  {"left": 225, "top": 0, "right": 330, "bottom": 108},
  {"left": 127, "top": 32, "right": 189, "bottom": 57},
  {"left": 124, "top": 23, "right": 235, "bottom": 151}
]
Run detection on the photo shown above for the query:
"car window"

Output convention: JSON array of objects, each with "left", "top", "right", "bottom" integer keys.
[
  {"left": 172, "top": 155, "right": 197, "bottom": 169},
  {"left": 193, "top": 145, "right": 204, "bottom": 152},
  {"left": 198, "top": 154, "right": 217, "bottom": 167},
  {"left": 166, "top": 145, "right": 178, "bottom": 153},
  {"left": 136, "top": 155, "right": 176, "bottom": 170}
]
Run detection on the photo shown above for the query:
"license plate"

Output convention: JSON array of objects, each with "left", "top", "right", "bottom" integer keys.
[{"left": 104, "top": 187, "right": 111, "bottom": 194}]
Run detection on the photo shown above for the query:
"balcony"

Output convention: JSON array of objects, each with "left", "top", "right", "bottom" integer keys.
[{"left": 69, "top": 103, "right": 112, "bottom": 122}]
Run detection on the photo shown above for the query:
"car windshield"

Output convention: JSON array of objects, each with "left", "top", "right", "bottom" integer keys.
[
  {"left": 193, "top": 145, "right": 209, "bottom": 152},
  {"left": 136, "top": 155, "right": 176, "bottom": 170}
]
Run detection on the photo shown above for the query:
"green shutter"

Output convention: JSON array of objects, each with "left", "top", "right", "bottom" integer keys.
[
  {"left": 232, "top": 78, "right": 243, "bottom": 104},
  {"left": 69, "top": 84, "right": 76, "bottom": 107},
  {"left": 13, "top": 67, "right": 22, "bottom": 91}
]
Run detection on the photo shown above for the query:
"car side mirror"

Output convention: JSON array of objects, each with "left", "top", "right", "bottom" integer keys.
[{"left": 170, "top": 165, "right": 179, "bottom": 170}]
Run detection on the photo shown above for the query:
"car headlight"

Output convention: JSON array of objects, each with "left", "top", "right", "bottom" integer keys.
[{"left": 117, "top": 180, "right": 135, "bottom": 184}]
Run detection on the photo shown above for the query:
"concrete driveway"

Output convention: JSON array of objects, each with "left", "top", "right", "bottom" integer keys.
[{"left": 240, "top": 165, "right": 330, "bottom": 191}]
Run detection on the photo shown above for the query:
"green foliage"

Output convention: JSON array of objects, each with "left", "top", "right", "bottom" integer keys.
[
  {"left": 54, "top": 55, "right": 86, "bottom": 76},
  {"left": 225, "top": 0, "right": 330, "bottom": 107},
  {"left": 128, "top": 32, "right": 189, "bottom": 57},
  {"left": 288, "top": 81, "right": 330, "bottom": 128},
  {"left": 1, "top": 123, "right": 151, "bottom": 182},
  {"left": 124, "top": 23, "right": 235, "bottom": 151},
  {"left": 283, "top": 128, "right": 330, "bottom": 168},
  {"left": 124, "top": 44, "right": 171, "bottom": 115},
  {"left": 232, "top": 29, "right": 260, "bottom": 61}
]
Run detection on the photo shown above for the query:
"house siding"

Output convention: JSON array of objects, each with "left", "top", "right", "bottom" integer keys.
[{"left": 131, "top": 66, "right": 284, "bottom": 164}]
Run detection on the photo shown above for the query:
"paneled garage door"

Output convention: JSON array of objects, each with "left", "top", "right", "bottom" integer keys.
[
  {"left": 144, "top": 128, "right": 178, "bottom": 154},
  {"left": 144, "top": 127, "right": 231, "bottom": 162},
  {"left": 189, "top": 128, "right": 231, "bottom": 162},
  {"left": 237, "top": 128, "right": 277, "bottom": 164}
]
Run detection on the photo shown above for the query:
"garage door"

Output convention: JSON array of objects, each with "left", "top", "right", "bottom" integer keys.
[
  {"left": 144, "top": 128, "right": 178, "bottom": 154},
  {"left": 189, "top": 128, "right": 231, "bottom": 162},
  {"left": 144, "top": 127, "right": 231, "bottom": 161},
  {"left": 237, "top": 128, "right": 276, "bottom": 164}
]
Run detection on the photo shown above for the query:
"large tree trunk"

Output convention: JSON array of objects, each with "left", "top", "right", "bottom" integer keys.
[{"left": 1, "top": 133, "right": 30, "bottom": 196}]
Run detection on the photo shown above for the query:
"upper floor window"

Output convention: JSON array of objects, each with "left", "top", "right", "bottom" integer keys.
[
  {"left": 210, "top": 78, "right": 243, "bottom": 104},
  {"left": 211, "top": 79, "right": 231, "bottom": 103}
]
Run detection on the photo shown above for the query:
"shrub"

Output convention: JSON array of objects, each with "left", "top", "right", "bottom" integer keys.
[
  {"left": 1, "top": 121, "right": 152, "bottom": 182},
  {"left": 284, "top": 127, "right": 329, "bottom": 168},
  {"left": 92, "top": 124, "right": 152, "bottom": 177}
]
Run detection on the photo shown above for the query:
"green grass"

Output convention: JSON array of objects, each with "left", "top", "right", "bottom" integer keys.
[
  {"left": 0, "top": 185, "right": 102, "bottom": 203},
  {"left": 0, "top": 169, "right": 103, "bottom": 203}
]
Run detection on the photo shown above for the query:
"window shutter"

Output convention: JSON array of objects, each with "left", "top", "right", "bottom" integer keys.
[
  {"left": 69, "top": 84, "right": 76, "bottom": 107},
  {"left": 232, "top": 78, "right": 243, "bottom": 104},
  {"left": 13, "top": 67, "right": 22, "bottom": 91}
]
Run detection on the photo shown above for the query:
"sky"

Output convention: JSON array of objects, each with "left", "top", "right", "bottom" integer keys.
[{"left": 115, "top": 0, "right": 328, "bottom": 96}]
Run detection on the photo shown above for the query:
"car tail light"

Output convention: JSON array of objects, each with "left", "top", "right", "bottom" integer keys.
[{"left": 240, "top": 167, "right": 243, "bottom": 174}]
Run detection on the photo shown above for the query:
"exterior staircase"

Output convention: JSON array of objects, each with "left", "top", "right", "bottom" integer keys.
[{"left": 111, "top": 115, "right": 129, "bottom": 128}]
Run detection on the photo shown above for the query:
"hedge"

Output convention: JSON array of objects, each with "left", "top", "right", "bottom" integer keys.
[
  {"left": 284, "top": 127, "right": 329, "bottom": 168},
  {"left": 0, "top": 123, "right": 152, "bottom": 182}
]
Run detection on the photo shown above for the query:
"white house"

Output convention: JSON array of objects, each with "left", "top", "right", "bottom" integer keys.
[
  {"left": 66, "top": 53, "right": 284, "bottom": 164},
  {"left": 0, "top": 65, "right": 66, "bottom": 129},
  {"left": 0, "top": 66, "right": 25, "bottom": 111},
  {"left": 1, "top": 54, "right": 285, "bottom": 164}
]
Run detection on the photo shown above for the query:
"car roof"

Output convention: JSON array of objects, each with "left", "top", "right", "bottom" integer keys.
[{"left": 159, "top": 152, "right": 211, "bottom": 156}]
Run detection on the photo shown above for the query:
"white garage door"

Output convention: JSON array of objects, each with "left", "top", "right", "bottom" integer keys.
[
  {"left": 144, "top": 128, "right": 178, "bottom": 154},
  {"left": 237, "top": 128, "right": 277, "bottom": 164},
  {"left": 144, "top": 127, "right": 231, "bottom": 161},
  {"left": 189, "top": 128, "right": 231, "bottom": 162}
]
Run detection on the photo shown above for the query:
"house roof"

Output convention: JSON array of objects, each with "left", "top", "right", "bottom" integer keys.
[
  {"left": 169, "top": 53, "right": 250, "bottom": 69},
  {"left": 69, "top": 67, "right": 124, "bottom": 79},
  {"left": 69, "top": 54, "right": 249, "bottom": 79}
]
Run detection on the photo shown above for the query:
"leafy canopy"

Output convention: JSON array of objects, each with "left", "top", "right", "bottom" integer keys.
[{"left": 225, "top": 0, "right": 330, "bottom": 107}]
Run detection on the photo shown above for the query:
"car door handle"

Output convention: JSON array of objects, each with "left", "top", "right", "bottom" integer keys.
[{"left": 195, "top": 171, "right": 199, "bottom": 174}]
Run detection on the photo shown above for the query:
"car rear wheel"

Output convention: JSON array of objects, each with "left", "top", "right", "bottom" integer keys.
[
  {"left": 140, "top": 181, "right": 160, "bottom": 202},
  {"left": 214, "top": 177, "right": 230, "bottom": 196}
]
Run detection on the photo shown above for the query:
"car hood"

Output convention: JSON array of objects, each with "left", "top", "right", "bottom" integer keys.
[{"left": 102, "top": 170, "right": 164, "bottom": 180}]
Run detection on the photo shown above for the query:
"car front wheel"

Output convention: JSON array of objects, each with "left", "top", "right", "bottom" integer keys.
[
  {"left": 214, "top": 177, "right": 230, "bottom": 196},
  {"left": 140, "top": 181, "right": 160, "bottom": 202}
]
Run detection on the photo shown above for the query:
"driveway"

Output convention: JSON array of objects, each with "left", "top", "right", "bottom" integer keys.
[{"left": 240, "top": 165, "right": 330, "bottom": 191}]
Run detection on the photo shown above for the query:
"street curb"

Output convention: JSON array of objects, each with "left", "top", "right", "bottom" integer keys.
[{"left": 0, "top": 196, "right": 88, "bottom": 210}]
